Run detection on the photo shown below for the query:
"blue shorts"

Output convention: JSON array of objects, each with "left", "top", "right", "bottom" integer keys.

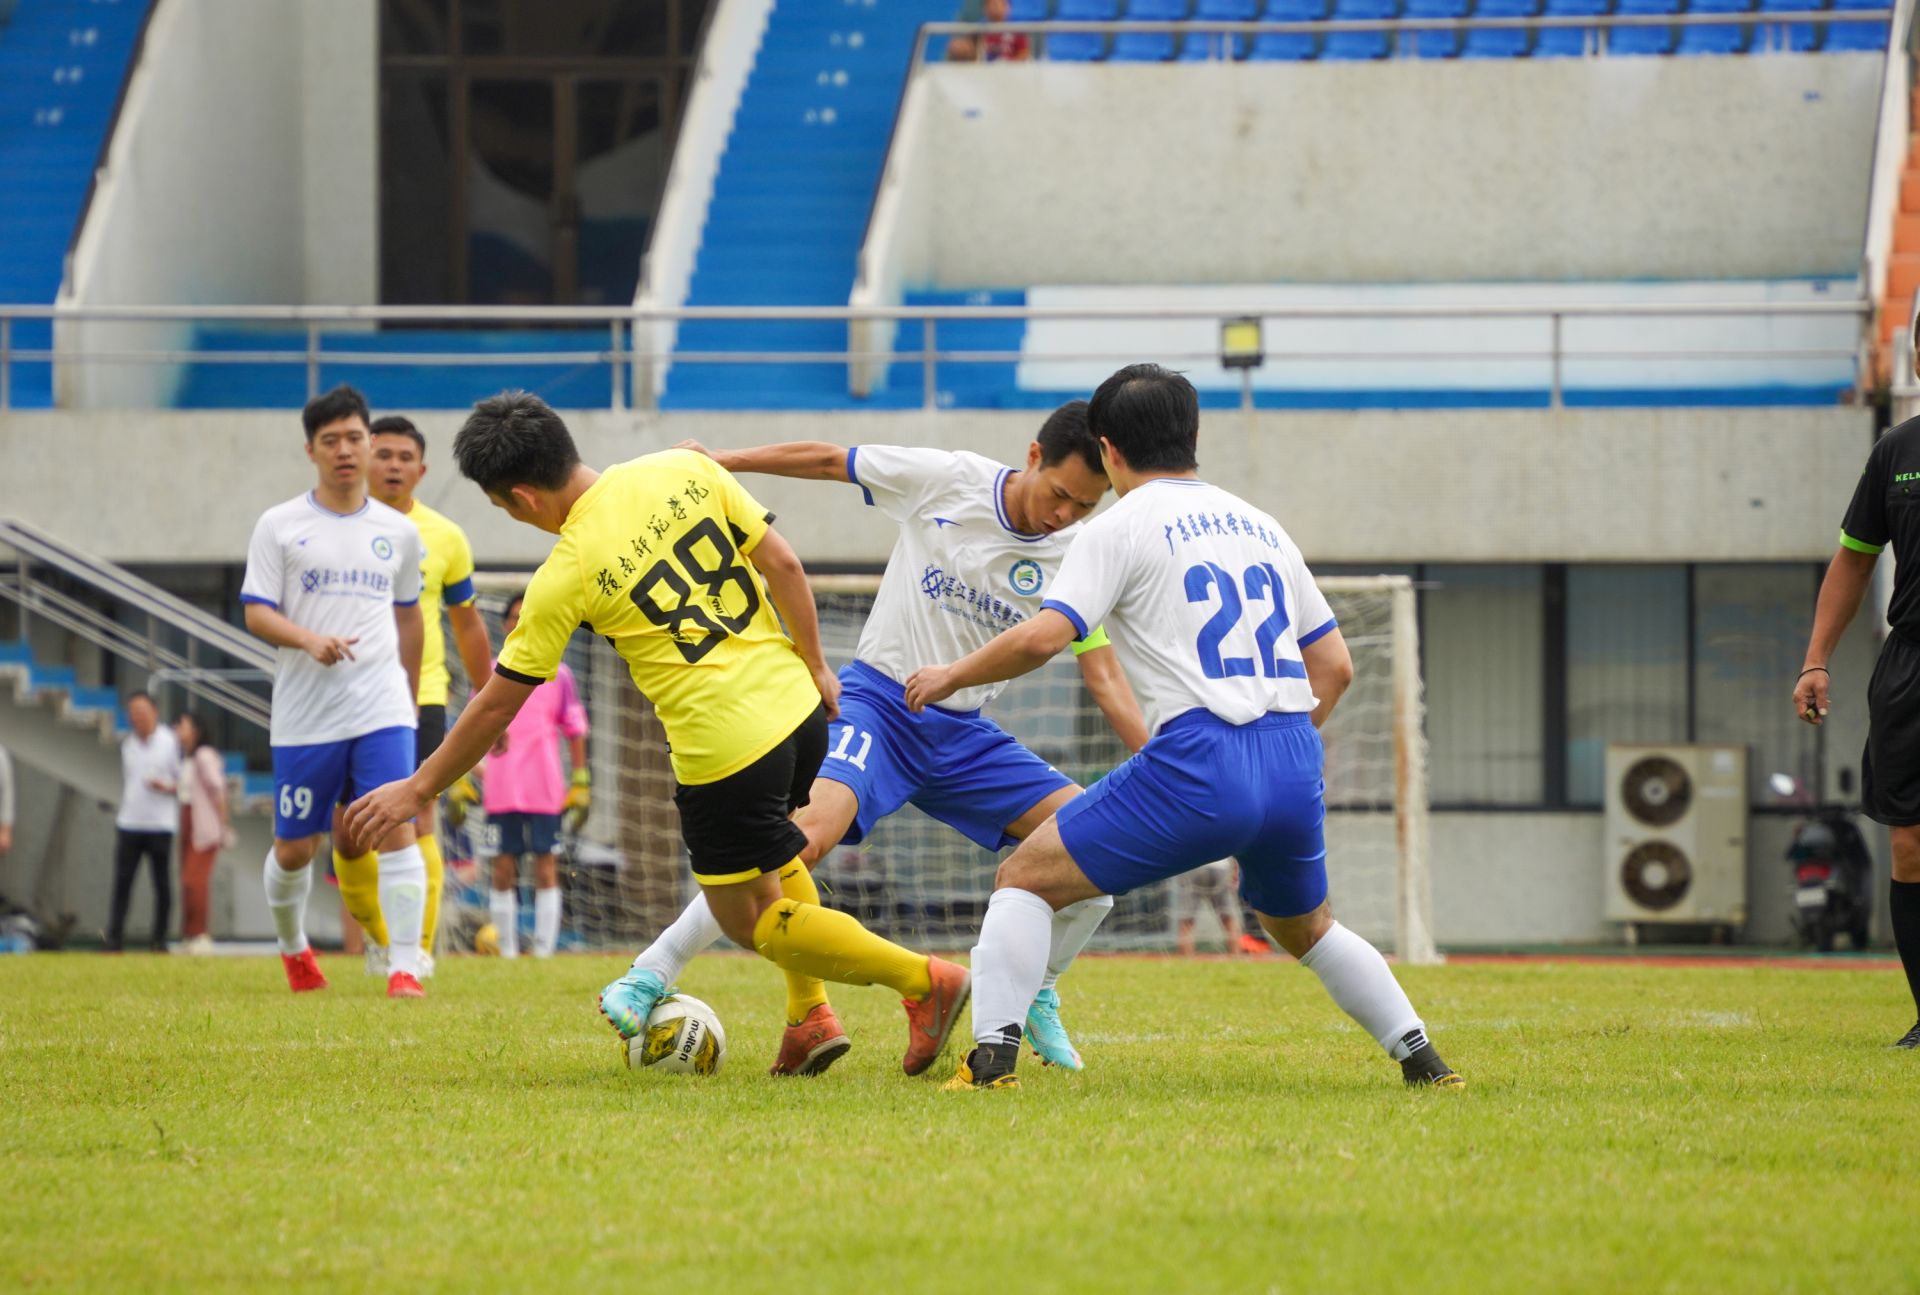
[
  {"left": 1056, "top": 709, "right": 1328, "bottom": 919},
  {"left": 270, "top": 726, "right": 417, "bottom": 840},
  {"left": 819, "top": 662, "right": 1076, "bottom": 852},
  {"left": 487, "top": 812, "right": 561, "bottom": 859}
]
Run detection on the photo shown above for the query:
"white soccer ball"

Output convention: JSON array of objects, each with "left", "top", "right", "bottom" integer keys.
[{"left": 625, "top": 993, "right": 727, "bottom": 1076}]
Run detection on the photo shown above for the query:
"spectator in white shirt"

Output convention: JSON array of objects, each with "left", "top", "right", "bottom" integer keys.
[{"left": 107, "top": 692, "right": 182, "bottom": 952}]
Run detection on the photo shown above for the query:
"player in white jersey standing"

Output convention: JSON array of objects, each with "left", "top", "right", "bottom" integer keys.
[
  {"left": 907, "top": 365, "right": 1463, "bottom": 1091},
  {"left": 605, "top": 402, "right": 1149, "bottom": 1075},
  {"left": 240, "top": 385, "right": 431, "bottom": 998}
]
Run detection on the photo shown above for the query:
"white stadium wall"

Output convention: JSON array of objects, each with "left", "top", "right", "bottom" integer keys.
[
  {"left": 860, "top": 57, "right": 1882, "bottom": 292},
  {"left": 54, "top": 0, "right": 378, "bottom": 408}
]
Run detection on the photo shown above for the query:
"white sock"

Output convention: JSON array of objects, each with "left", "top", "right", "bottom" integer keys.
[
  {"left": 1041, "top": 893, "right": 1114, "bottom": 992},
  {"left": 1297, "top": 920, "right": 1425, "bottom": 1059},
  {"left": 263, "top": 854, "right": 312, "bottom": 956},
  {"left": 970, "top": 888, "right": 1054, "bottom": 1045},
  {"left": 629, "top": 891, "right": 723, "bottom": 982},
  {"left": 491, "top": 889, "right": 520, "bottom": 959},
  {"left": 378, "top": 844, "right": 427, "bottom": 978},
  {"left": 533, "top": 887, "right": 562, "bottom": 958}
]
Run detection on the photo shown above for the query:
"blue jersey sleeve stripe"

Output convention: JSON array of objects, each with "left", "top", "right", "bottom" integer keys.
[
  {"left": 846, "top": 446, "right": 874, "bottom": 506},
  {"left": 394, "top": 597, "right": 420, "bottom": 608},
  {"left": 1298, "top": 616, "right": 1338, "bottom": 649},
  {"left": 443, "top": 575, "right": 477, "bottom": 607},
  {"left": 239, "top": 594, "right": 278, "bottom": 609},
  {"left": 1040, "top": 599, "right": 1089, "bottom": 641}
]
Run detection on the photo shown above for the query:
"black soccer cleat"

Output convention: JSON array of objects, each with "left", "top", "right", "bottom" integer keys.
[
  {"left": 1893, "top": 1021, "right": 1920, "bottom": 1050},
  {"left": 943, "top": 1037, "right": 1022, "bottom": 1091},
  {"left": 1398, "top": 1028, "right": 1466, "bottom": 1089}
]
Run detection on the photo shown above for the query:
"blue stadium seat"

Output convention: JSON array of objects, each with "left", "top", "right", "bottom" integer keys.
[
  {"left": 1264, "top": 0, "right": 1327, "bottom": 15},
  {"left": 1404, "top": 0, "right": 1467, "bottom": 15},
  {"left": 1609, "top": 22, "right": 1674, "bottom": 49},
  {"left": 1689, "top": 0, "right": 1752, "bottom": 11},
  {"left": 1048, "top": 0, "right": 1115, "bottom": 58},
  {"left": 1676, "top": 21, "right": 1749, "bottom": 50},
  {"left": 1178, "top": 31, "right": 1249, "bottom": 55},
  {"left": 1248, "top": 29, "right": 1319, "bottom": 53},
  {"left": 1823, "top": 19, "right": 1888, "bottom": 46},
  {"left": 1194, "top": 0, "right": 1259, "bottom": 15},
  {"left": 1533, "top": 26, "right": 1594, "bottom": 51},
  {"left": 1461, "top": 24, "right": 1531, "bottom": 52},
  {"left": 1614, "top": 0, "right": 1676, "bottom": 13},
  {"left": 1111, "top": 0, "right": 1183, "bottom": 58},
  {"left": 1477, "top": 0, "right": 1540, "bottom": 13},
  {"left": 1541, "top": 0, "right": 1607, "bottom": 13},
  {"left": 1753, "top": 0, "right": 1819, "bottom": 48},
  {"left": 1323, "top": 0, "right": 1394, "bottom": 57},
  {"left": 1007, "top": 0, "right": 1052, "bottom": 17},
  {"left": 1408, "top": 26, "right": 1463, "bottom": 52}
]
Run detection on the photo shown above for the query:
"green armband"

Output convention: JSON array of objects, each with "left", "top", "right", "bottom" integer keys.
[
  {"left": 1839, "top": 530, "right": 1884, "bottom": 555},
  {"left": 1070, "top": 625, "right": 1112, "bottom": 655}
]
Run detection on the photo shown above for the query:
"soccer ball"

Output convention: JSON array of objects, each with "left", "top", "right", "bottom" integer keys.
[{"left": 626, "top": 993, "right": 727, "bottom": 1076}]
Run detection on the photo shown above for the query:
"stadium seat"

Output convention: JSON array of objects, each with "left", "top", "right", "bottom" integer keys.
[
  {"left": 1007, "top": 0, "right": 1052, "bottom": 17},
  {"left": 1541, "top": 0, "right": 1607, "bottom": 14},
  {"left": 1609, "top": 22, "right": 1675, "bottom": 50},
  {"left": 1532, "top": 26, "right": 1593, "bottom": 52},
  {"left": 1823, "top": 18, "right": 1888, "bottom": 47},
  {"left": 1111, "top": 0, "right": 1185, "bottom": 59},
  {"left": 1676, "top": 21, "right": 1749, "bottom": 50},
  {"left": 1461, "top": 26, "right": 1531, "bottom": 53},
  {"left": 1613, "top": 0, "right": 1675, "bottom": 13},
  {"left": 1478, "top": 0, "right": 1541, "bottom": 14},
  {"left": 1264, "top": 0, "right": 1328, "bottom": 16},
  {"left": 1247, "top": 28, "right": 1320, "bottom": 54},
  {"left": 1753, "top": 0, "right": 1820, "bottom": 49},
  {"left": 1323, "top": 0, "right": 1394, "bottom": 57},
  {"left": 1404, "top": 0, "right": 1468, "bottom": 16},
  {"left": 1408, "top": 26, "right": 1463, "bottom": 53},
  {"left": 1194, "top": 0, "right": 1259, "bottom": 16},
  {"left": 1051, "top": 0, "right": 1117, "bottom": 54}
]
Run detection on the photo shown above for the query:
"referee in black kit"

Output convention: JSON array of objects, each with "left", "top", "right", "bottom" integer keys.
[{"left": 1796, "top": 385, "right": 1920, "bottom": 1049}]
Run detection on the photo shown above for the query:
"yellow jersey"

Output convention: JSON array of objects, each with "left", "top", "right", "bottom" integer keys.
[
  {"left": 403, "top": 500, "right": 479, "bottom": 708},
  {"left": 496, "top": 450, "right": 820, "bottom": 786}
]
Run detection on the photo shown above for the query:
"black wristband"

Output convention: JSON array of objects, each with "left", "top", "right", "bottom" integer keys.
[{"left": 1798, "top": 667, "right": 1829, "bottom": 679}]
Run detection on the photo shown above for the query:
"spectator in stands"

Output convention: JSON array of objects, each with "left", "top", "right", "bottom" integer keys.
[
  {"left": 173, "top": 712, "right": 231, "bottom": 956},
  {"left": 946, "top": 0, "right": 1030, "bottom": 62},
  {"left": 107, "top": 692, "right": 181, "bottom": 953},
  {"left": 0, "top": 743, "right": 14, "bottom": 861},
  {"left": 1174, "top": 858, "right": 1244, "bottom": 956}
]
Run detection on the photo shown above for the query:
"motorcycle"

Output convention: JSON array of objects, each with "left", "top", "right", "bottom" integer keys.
[{"left": 1771, "top": 773, "right": 1874, "bottom": 952}]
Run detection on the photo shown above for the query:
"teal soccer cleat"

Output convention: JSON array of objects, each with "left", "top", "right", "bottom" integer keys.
[
  {"left": 597, "top": 968, "right": 670, "bottom": 1041},
  {"left": 1023, "top": 987, "right": 1084, "bottom": 1071}
]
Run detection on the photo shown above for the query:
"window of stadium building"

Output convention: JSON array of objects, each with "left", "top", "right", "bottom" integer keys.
[
  {"left": 378, "top": 0, "right": 706, "bottom": 306},
  {"left": 1390, "top": 562, "right": 1824, "bottom": 810}
]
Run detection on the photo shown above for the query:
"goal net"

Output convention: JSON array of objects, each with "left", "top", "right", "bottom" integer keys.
[{"left": 438, "top": 573, "right": 1437, "bottom": 965}]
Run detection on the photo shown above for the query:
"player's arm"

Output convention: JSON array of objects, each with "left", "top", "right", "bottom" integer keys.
[
  {"left": 243, "top": 602, "right": 358, "bottom": 665},
  {"left": 395, "top": 601, "right": 424, "bottom": 705},
  {"left": 446, "top": 602, "right": 494, "bottom": 697},
  {"left": 675, "top": 439, "right": 850, "bottom": 483},
  {"left": 905, "top": 609, "right": 1079, "bottom": 712},
  {"left": 1302, "top": 627, "right": 1355, "bottom": 730},
  {"left": 1074, "top": 636, "right": 1149, "bottom": 753},
  {"left": 346, "top": 670, "right": 536, "bottom": 842},
  {"left": 1796, "top": 547, "right": 1879, "bottom": 726},
  {"left": 747, "top": 525, "right": 841, "bottom": 718}
]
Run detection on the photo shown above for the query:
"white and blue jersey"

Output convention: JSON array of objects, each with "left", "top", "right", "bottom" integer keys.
[
  {"left": 241, "top": 492, "right": 424, "bottom": 838},
  {"left": 826, "top": 445, "right": 1104, "bottom": 848},
  {"left": 1042, "top": 477, "right": 1339, "bottom": 918}
]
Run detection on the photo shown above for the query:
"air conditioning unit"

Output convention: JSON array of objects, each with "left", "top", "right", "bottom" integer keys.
[{"left": 1603, "top": 744, "right": 1748, "bottom": 939}]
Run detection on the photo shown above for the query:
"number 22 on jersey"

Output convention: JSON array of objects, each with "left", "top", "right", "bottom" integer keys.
[{"left": 1185, "top": 561, "right": 1305, "bottom": 680}]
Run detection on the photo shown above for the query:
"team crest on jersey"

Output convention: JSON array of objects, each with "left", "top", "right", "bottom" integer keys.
[
  {"left": 371, "top": 536, "right": 394, "bottom": 561},
  {"left": 921, "top": 564, "right": 946, "bottom": 600},
  {"left": 1008, "top": 558, "right": 1044, "bottom": 597}
]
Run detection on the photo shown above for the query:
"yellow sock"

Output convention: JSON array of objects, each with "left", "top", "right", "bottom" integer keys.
[
  {"left": 333, "top": 848, "right": 388, "bottom": 947},
  {"left": 776, "top": 861, "right": 831, "bottom": 1025},
  {"left": 751, "top": 897, "right": 932, "bottom": 1001},
  {"left": 417, "top": 832, "right": 445, "bottom": 957}
]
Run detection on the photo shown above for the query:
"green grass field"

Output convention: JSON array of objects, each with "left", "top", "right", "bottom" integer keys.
[{"left": 3, "top": 952, "right": 1916, "bottom": 1293}]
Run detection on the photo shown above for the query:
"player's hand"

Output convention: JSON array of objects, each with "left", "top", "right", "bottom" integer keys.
[
  {"left": 563, "top": 767, "right": 591, "bottom": 834},
  {"left": 303, "top": 633, "right": 359, "bottom": 666},
  {"left": 672, "top": 438, "right": 716, "bottom": 461},
  {"left": 444, "top": 774, "right": 480, "bottom": 829},
  {"left": 809, "top": 661, "right": 841, "bottom": 720},
  {"left": 1794, "top": 667, "right": 1831, "bottom": 726},
  {"left": 903, "top": 665, "right": 956, "bottom": 713},
  {"left": 346, "top": 778, "right": 430, "bottom": 845}
]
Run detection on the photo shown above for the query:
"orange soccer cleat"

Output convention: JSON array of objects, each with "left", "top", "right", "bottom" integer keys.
[
  {"left": 901, "top": 957, "right": 970, "bottom": 1077},
  {"left": 282, "top": 948, "right": 329, "bottom": 993},
  {"left": 386, "top": 971, "right": 426, "bottom": 999},
  {"left": 769, "top": 1003, "right": 853, "bottom": 1077}
]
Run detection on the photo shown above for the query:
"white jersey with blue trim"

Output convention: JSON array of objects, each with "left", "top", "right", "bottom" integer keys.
[
  {"left": 847, "top": 444, "right": 1085, "bottom": 713},
  {"left": 1041, "top": 477, "right": 1335, "bottom": 733},
  {"left": 240, "top": 492, "right": 424, "bottom": 746}
]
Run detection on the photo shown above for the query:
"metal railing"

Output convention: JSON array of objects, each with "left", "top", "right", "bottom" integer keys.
[
  {"left": 0, "top": 297, "right": 1875, "bottom": 412},
  {"left": 0, "top": 519, "right": 273, "bottom": 733}
]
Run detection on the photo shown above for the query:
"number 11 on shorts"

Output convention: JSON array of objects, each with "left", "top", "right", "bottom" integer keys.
[{"left": 828, "top": 726, "right": 871, "bottom": 771}]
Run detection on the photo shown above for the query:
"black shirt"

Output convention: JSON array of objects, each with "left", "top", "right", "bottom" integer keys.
[{"left": 1841, "top": 414, "right": 1920, "bottom": 636}]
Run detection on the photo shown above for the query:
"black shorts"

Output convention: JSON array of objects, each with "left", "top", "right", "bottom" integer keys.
[
  {"left": 674, "top": 705, "right": 828, "bottom": 884},
  {"left": 1864, "top": 631, "right": 1920, "bottom": 825},
  {"left": 416, "top": 705, "right": 447, "bottom": 766}
]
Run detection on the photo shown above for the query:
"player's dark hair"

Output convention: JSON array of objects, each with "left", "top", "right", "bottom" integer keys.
[
  {"left": 1086, "top": 364, "right": 1200, "bottom": 474},
  {"left": 1034, "top": 400, "right": 1103, "bottom": 476},
  {"left": 126, "top": 690, "right": 155, "bottom": 709},
  {"left": 454, "top": 391, "right": 581, "bottom": 497},
  {"left": 370, "top": 415, "right": 426, "bottom": 455},
  {"left": 172, "top": 711, "right": 211, "bottom": 752},
  {"left": 301, "top": 384, "right": 371, "bottom": 442}
]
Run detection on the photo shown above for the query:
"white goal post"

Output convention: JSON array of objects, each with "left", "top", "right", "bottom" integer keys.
[{"left": 443, "top": 572, "right": 1437, "bottom": 965}]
